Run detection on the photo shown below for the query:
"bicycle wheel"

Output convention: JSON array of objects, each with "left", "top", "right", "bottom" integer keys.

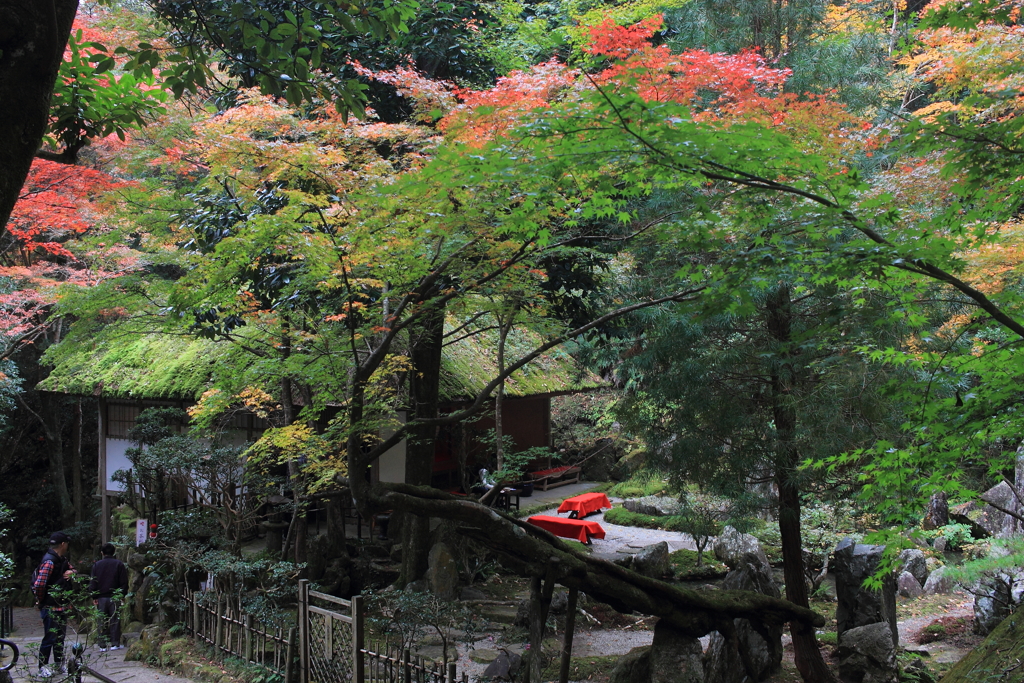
[{"left": 0, "top": 638, "right": 19, "bottom": 671}]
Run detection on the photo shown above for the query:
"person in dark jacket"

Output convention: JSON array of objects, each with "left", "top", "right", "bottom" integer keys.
[
  {"left": 89, "top": 543, "right": 129, "bottom": 651},
  {"left": 32, "top": 531, "right": 76, "bottom": 676}
]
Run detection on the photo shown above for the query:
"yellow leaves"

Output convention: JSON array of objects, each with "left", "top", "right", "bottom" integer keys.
[
  {"left": 961, "top": 219, "right": 1024, "bottom": 294},
  {"left": 237, "top": 386, "right": 275, "bottom": 418}
]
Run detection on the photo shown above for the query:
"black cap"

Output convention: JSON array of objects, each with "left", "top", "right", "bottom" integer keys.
[{"left": 49, "top": 531, "right": 71, "bottom": 545}]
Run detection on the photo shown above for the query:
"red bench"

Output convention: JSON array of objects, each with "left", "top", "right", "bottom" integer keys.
[
  {"left": 558, "top": 492, "right": 612, "bottom": 518},
  {"left": 527, "top": 465, "right": 581, "bottom": 491},
  {"left": 527, "top": 515, "right": 605, "bottom": 544}
]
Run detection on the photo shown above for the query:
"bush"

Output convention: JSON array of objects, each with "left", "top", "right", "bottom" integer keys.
[{"left": 938, "top": 523, "right": 974, "bottom": 550}]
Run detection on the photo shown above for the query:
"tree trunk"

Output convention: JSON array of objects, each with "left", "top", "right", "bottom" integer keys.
[
  {"left": 0, "top": 0, "right": 79, "bottom": 233},
  {"left": 72, "top": 399, "right": 82, "bottom": 523},
  {"left": 399, "top": 301, "right": 445, "bottom": 586},
  {"left": 766, "top": 284, "right": 836, "bottom": 683},
  {"left": 36, "top": 391, "right": 74, "bottom": 525}
]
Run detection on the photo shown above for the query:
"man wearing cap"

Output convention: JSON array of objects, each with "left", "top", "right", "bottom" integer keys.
[{"left": 32, "top": 532, "right": 76, "bottom": 676}]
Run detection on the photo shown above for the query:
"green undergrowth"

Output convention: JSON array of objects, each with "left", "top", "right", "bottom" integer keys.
[
  {"left": 668, "top": 549, "right": 728, "bottom": 580},
  {"left": 603, "top": 506, "right": 676, "bottom": 529},
  {"left": 540, "top": 654, "right": 620, "bottom": 681},
  {"left": 607, "top": 472, "right": 672, "bottom": 499}
]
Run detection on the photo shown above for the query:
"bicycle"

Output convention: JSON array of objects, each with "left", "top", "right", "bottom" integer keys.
[{"left": 0, "top": 637, "right": 19, "bottom": 672}]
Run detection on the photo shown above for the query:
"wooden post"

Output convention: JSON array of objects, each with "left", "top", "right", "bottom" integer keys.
[
  {"left": 215, "top": 595, "right": 224, "bottom": 651},
  {"left": 191, "top": 591, "right": 200, "bottom": 638},
  {"left": 402, "top": 649, "right": 411, "bottom": 683},
  {"left": 558, "top": 588, "right": 578, "bottom": 683},
  {"left": 298, "top": 579, "right": 309, "bottom": 683},
  {"left": 244, "top": 614, "right": 253, "bottom": 663},
  {"left": 285, "top": 626, "right": 297, "bottom": 683},
  {"left": 447, "top": 661, "right": 456, "bottom": 683},
  {"left": 351, "top": 595, "right": 364, "bottom": 683}
]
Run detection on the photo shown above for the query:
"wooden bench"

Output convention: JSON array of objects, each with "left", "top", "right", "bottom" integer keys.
[{"left": 527, "top": 465, "right": 581, "bottom": 491}]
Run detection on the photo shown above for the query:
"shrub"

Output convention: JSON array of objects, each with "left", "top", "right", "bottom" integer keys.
[{"left": 938, "top": 523, "right": 974, "bottom": 550}]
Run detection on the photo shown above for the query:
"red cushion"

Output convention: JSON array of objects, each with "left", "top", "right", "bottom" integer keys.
[{"left": 527, "top": 515, "right": 605, "bottom": 543}]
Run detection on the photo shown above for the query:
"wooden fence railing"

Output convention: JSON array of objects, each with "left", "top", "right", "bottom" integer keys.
[
  {"left": 183, "top": 582, "right": 464, "bottom": 683},
  {"left": 183, "top": 589, "right": 296, "bottom": 683},
  {"left": 297, "top": 580, "right": 464, "bottom": 683}
]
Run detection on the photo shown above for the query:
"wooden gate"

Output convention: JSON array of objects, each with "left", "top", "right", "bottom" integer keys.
[{"left": 297, "top": 580, "right": 463, "bottom": 683}]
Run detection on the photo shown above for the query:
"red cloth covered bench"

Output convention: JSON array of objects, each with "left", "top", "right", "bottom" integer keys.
[
  {"left": 557, "top": 492, "right": 613, "bottom": 518},
  {"left": 527, "top": 515, "right": 605, "bottom": 544},
  {"left": 527, "top": 465, "right": 581, "bottom": 491}
]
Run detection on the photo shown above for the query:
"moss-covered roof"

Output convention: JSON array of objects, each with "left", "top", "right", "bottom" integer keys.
[
  {"left": 439, "top": 324, "right": 602, "bottom": 401},
  {"left": 38, "top": 324, "right": 603, "bottom": 401},
  {"left": 38, "top": 334, "right": 228, "bottom": 400}
]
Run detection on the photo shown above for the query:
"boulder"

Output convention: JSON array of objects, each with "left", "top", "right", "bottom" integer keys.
[
  {"left": 898, "top": 549, "right": 928, "bottom": 585},
  {"left": 714, "top": 527, "right": 771, "bottom": 572},
  {"left": 650, "top": 620, "right": 705, "bottom": 683},
  {"left": 974, "top": 575, "right": 1014, "bottom": 635},
  {"left": 623, "top": 496, "right": 682, "bottom": 517},
  {"left": 897, "top": 571, "right": 923, "bottom": 599},
  {"left": 831, "top": 538, "right": 898, "bottom": 647},
  {"left": 513, "top": 599, "right": 530, "bottom": 628},
  {"left": 838, "top": 622, "right": 898, "bottom": 683},
  {"left": 923, "top": 566, "right": 953, "bottom": 595},
  {"left": 459, "top": 586, "right": 487, "bottom": 601},
  {"left": 933, "top": 536, "right": 947, "bottom": 553},
  {"left": 634, "top": 541, "right": 670, "bottom": 578},
  {"left": 426, "top": 542, "right": 458, "bottom": 601},
  {"left": 549, "top": 590, "right": 569, "bottom": 615},
  {"left": 922, "top": 491, "right": 949, "bottom": 531},
  {"left": 704, "top": 562, "right": 783, "bottom": 683},
  {"left": 482, "top": 651, "right": 522, "bottom": 681},
  {"left": 980, "top": 481, "right": 1023, "bottom": 538},
  {"left": 610, "top": 646, "right": 651, "bottom": 683},
  {"left": 949, "top": 501, "right": 993, "bottom": 540}
]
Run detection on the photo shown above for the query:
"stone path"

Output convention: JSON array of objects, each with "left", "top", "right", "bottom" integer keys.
[{"left": 5, "top": 608, "right": 195, "bottom": 683}]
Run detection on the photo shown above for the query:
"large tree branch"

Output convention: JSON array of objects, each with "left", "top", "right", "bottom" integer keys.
[{"left": 361, "top": 481, "right": 825, "bottom": 636}]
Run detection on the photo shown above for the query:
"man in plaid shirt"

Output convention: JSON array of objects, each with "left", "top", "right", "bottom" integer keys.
[{"left": 33, "top": 532, "right": 76, "bottom": 676}]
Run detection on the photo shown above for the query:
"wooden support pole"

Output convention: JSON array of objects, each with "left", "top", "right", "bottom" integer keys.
[
  {"left": 191, "top": 591, "right": 200, "bottom": 638},
  {"left": 298, "top": 579, "right": 309, "bottom": 683},
  {"left": 403, "top": 648, "right": 411, "bottom": 683},
  {"left": 244, "top": 614, "right": 253, "bottom": 663},
  {"left": 215, "top": 595, "right": 224, "bottom": 651},
  {"left": 558, "top": 588, "right": 578, "bottom": 683},
  {"left": 447, "top": 661, "right": 457, "bottom": 683},
  {"left": 352, "top": 595, "right": 364, "bottom": 683},
  {"left": 284, "top": 626, "right": 296, "bottom": 683}
]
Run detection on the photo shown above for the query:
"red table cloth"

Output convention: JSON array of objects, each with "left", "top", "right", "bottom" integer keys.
[
  {"left": 558, "top": 492, "right": 613, "bottom": 517},
  {"left": 527, "top": 515, "right": 606, "bottom": 543}
]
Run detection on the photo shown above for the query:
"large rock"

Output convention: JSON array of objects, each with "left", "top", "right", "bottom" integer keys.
[
  {"left": 922, "top": 491, "right": 949, "bottom": 530},
  {"left": 482, "top": 650, "right": 522, "bottom": 681},
  {"left": 898, "top": 549, "right": 928, "bottom": 585},
  {"left": 634, "top": 541, "right": 670, "bottom": 578},
  {"left": 650, "top": 620, "right": 704, "bottom": 683},
  {"left": 610, "top": 646, "right": 651, "bottom": 683},
  {"left": 897, "top": 571, "right": 923, "bottom": 599},
  {"left": 623, "top": 496, "right": 682, "bottom": 517},
  {"left": 704, "top": 562, "right": 783, "bottom": 683},
  {"left": 974, "top": 575, "right": 1014, "bottom": 635},
  {"left": 838, "top": 622, "right": 897, "bottom": 683},
  {"left": 980, "top": 481, "right": 1023, "bottom": 538},
  {"left": 923, "top": 566, "right": 953, "bottom": 595},
  {"left": 714, "top": 527, "right": 771, "bottom": 572},
  {"left": 831, "top": 538, "right": 898, "bottom": 647},
  {"left": 426, "top": 542, "right": 458, "bottom": 601}
]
